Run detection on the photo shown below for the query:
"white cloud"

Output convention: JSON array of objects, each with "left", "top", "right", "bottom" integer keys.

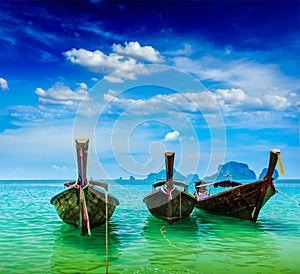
[
  {"left": 99, "top": 86, "right": 296, "bottom": 131},
  {"left": 216, "top": 88, "right": 247, "bottom": 101},
  {"left": 102, "top": 89, "right": 220, "bottom": 115},
  {"left": 35, "top": 82, "right": 89, "bottom": 106},
  {"left": 79, "top": 22, "right": 122, "bottom": 41},
  {"left": 263, "top": 95, "right": 292, "bottom": 110},
  {"left": 64, "top": 42, "right": 164, "bottom": 82},
  {"left": 112, "top": 41, "right": 164, "bottom": 63},
  {"left": 102, "top": 86, "right": 293, "bottom": 116},
  {"left": 0, "top": 77, "right": 8, "bottom": 90},
  {"left": 173, "top": 56, "right": 300, "bottom": 97},
  {"left": 166, "top": 43, "right": 193, "bottom": 56},
  {"left": 164, "top": 130, "right": 180, "bottom": 141},
  {"left": 213, "top": 88, "right": 263, "bottom": 111},
  {"left": 78, "top": 82, "right": 88, "bottom": 90},
  {"left": 52, "top": 164, "right": 69, "bottom": 172},
  {"left": 64, "top": 48, "right": 142, "bottom": 82},
  {"left": 212, "top": 88, "right": 294, "bottom": 111},
  {"left": 9, "top": 105, "right": 77, "bottom": 126},
  {"left": 103, "top": 75, "right": 125, "bottom": 83},
  {"left": 64, "top": 48, "right": 136, "bottom": 73}
]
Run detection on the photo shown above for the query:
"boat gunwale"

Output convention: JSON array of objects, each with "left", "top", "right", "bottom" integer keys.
[
  {"left": 143, "top": 184, "right": 196, "bottom": 202},
  {"left": 195, "top": 178, "right": 274, "bottom": 202},
  {"left": 50, "top": 183, "right": 119, "bottom": 206}
]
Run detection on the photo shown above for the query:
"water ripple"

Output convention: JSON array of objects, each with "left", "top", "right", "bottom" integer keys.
[{"left": 0, "top": 180, "right": 299, "bottom": 273}]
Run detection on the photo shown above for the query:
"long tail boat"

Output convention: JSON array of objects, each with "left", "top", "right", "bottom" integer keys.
[
  {"left": 50, "top": 139, "right": 119, "bottom": 236},
  {"left": 143, "top": 152, "right": 197, "bottom": 224},
  {"left": 194, "top": 149, "right": 284, "bottom": 222}
]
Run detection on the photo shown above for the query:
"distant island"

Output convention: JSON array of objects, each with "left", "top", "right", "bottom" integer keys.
[
  {"left": 115, "top": 169, "right": 199, "bottom": 184},
  {"left": 258, "top": 168, "right": 279, "bottom": 180},
  {"left": 204, "top": 161, "right": 280, "bottom": 181},
  {"left": 116, "top": 162, "right": 279, "bottom": 182},
  {"left": 204, "top": 161, "right": 256, "bottom": 181},
  {"left": 142, "top": 169, "right": 199, "bottom": 184},
  {"left": 144, "top": 169, "right": 184, "bottom": 181}
]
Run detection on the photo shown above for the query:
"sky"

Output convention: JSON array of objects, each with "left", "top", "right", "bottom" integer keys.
[{"left": 0, "top": 0, "right": 299, "bottom": 180}]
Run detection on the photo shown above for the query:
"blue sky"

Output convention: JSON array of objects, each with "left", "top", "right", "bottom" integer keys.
[{"left": 0, "top": 0, "right": 299, "bottom": 180}]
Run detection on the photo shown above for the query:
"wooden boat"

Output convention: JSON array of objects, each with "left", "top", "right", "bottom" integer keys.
[
  {"left": 50, "top": 139, "right": 119, "bottom": 236},
  {"left": 143, "top": 152, "right": 197, "bottom": 224},
  {"left": 194, "top": 149, "right": 284, "bottom": 222}
]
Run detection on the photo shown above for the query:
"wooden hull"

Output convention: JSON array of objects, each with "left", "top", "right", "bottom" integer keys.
[
  {"left": 50, "top": 185, "right": 119, "bottom": 232},
  {"left": 195, "top": 179, "right": 276, "bottom": 222},
  {"left": 143, "top": 188, "right": 196, "bottom": 224}
]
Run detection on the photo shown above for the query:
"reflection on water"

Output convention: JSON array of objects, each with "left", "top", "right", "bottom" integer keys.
[
  {"left": 138, "top": 216, "right": 201, "bottom": 273},
  {"left": 51, "top": 221, "right": 120, "bottom": 273},
  {"left": 195, "top": 206, "right": 299, "bottom": 273}
]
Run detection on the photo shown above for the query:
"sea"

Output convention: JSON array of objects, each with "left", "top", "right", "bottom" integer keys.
[{"left": 0, "top": 179, "right": 299, "bottom": 274}]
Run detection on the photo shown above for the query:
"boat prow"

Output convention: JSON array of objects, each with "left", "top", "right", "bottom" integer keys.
[
  {"left": 194, "top": 149, "right": 283, "bottom": 222},
  {"left": 50, "top": 139, "right": 119, "bottom": 236},
  {"left": 143, "top": 152, "right": 196, "bottom": 224}
]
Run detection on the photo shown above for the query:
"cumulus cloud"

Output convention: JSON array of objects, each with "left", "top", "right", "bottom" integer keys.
[
  {"left": 212, "top": 88, "right": 263, "bottom": 111},
  {"left": 64, "top": 48, "right": 141, "bottom": 82},
  {"left": 112, "top": 41, "right": 164, "bottom": 63},
  {"left": 0, "top": 77, "right": 9, "bottom": 90},
  {"left": 212, "top": 88, "right": 294, "bottom": 111},
  {"left": 164, "top": 130, "right": 180, "bottom": 141},
  {"left": 64, "top": 48, "right": 136, "bottom": 74},
  {"left": 210, "top": 88, "right": 292, "bottom": 112},
  {"left": 263, "top": 95, "right": 292, "bottom": 110},
  {"left": 100, "top": 86, "right": 295, "bottom": 130},
  {"left": 102, "top": 89, "right": 217, "bottom": 115},
  {"left": 103, "top": 87, "right": 293, "bottom": 115},
  {"left": 35, "top": 82, "right": 89, "bottom": 106},
  {"left": 64, "top": 42, "right": 164, "bottom": 82}
]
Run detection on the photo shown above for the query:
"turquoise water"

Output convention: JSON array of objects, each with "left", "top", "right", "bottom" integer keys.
[{"left": 0, "top": 180, "right": 299, "bottom": 273}]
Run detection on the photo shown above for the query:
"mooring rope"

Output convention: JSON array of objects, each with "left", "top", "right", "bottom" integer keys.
[
  {"left": 180, "top": 192, "right": 182, "bottom": 220},
  {"left": 81, "top": 187, "right": 91, "bottom": 236},
  {"left": 105, "top": 189, "right": 109, "bottom": 274},
  {"left": 160, "top": 226, "right": 185, "bottom": 250},
  {"left": 276, "top": 189, "right": 300, "bottom": 206},
  {"left": 79, "top": 147, "right": 85, "bottom": 186}
]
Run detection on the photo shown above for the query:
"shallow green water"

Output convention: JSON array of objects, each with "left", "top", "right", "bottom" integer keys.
[{"left": 0, "top": 180, "right": 299, "bottom": 273}]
